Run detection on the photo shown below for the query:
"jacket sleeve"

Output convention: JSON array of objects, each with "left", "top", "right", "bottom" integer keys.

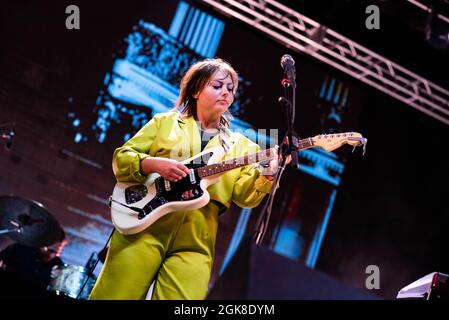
[
  {"left": 231, "top": 140, "right": 274, "bottom": 208},
  {"left": 112, "top": 116, "right": 159, "bottom": 183}
]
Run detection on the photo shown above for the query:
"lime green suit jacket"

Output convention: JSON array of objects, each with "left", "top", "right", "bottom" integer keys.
[{"left": 112, "top": 111, "right": 273, "bottom": 212}]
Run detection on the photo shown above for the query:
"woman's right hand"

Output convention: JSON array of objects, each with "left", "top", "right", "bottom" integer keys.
[{"left": 141, "top": 157, "right": 190, "bottom": 182}]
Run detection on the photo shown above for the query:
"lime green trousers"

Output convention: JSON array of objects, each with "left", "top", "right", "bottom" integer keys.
[{"left": 89, "top": 202, "right": 219, "bottom": 300}]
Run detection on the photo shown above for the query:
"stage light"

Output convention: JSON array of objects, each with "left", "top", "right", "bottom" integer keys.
[{"left": 424, "top": 1, "right": 449, "bottom": 49}]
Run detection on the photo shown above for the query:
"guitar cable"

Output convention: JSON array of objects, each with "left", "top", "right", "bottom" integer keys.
[{"left": 109, "top": 196, "right": 144, "bottom": 215}]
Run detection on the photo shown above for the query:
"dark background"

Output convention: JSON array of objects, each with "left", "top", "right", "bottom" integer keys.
[
  {"left": 276, "top": 0, "right": 449, "bottom": 297},
  {"left": 0, "top": 0, "right": 448, "bottom": 299}
]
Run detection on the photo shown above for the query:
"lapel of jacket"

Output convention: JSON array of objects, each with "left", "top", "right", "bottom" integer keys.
[{"left": 178, "top": 114, "right": 201, "bottom": 157}]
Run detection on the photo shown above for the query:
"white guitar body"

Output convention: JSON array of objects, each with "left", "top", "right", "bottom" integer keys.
[{"left": 111, "top": 146, "right": 225, "bottom": 235}]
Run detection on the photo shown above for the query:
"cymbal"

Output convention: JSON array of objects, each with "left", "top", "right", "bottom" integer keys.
[{"left": 0, "top": 195, "right": 63, "bottom": 248}]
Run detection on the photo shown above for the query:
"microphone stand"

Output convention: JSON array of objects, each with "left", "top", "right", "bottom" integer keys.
[
  {"left": 253, "top": 70, "right": 299, "bottom": 245},
  {"left": 280, "top": 77, "right": 300, "bottom": 168}
]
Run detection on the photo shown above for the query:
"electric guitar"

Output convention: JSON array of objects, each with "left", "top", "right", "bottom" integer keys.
[{"left": 110, "top": 132, "right": 367, "bottom": 234}]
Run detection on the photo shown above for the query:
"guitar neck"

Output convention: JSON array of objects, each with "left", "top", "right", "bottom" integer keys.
[{"left": 196, "top": 137, "right": 315, "bottom": 178}]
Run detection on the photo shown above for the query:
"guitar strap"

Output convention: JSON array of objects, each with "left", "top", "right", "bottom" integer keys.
[{"left": 217, "top": 123, "right": 234, "bottom": 154}]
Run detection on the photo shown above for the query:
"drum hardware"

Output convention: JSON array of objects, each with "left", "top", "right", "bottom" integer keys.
[
  {"left": 74, "top": 229, "right": 114, "bottom": 300},
  {"left": 48, "top": 264, "right": 97, "bottom": 300},
  {"left": 0, "top": 194, "right": 114, "bottom": 300},
  {"left": 0, "top": 195, "right": 63, "bottom": 247}
]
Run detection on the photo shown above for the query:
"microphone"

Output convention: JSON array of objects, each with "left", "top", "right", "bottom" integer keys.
[
  {"left": 280, "top": 54, "right": 296, "bottom": 83},
  {"left": 1, "top": 129, "right": 15, "bottom": 150},
  {"left": 5, "top": 129, "right": 14, "bottom": 150}
]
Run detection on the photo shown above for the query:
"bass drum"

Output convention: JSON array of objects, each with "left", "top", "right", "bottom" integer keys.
[{"left": 47, "top": 264, "right": 96, "bottom": 299}]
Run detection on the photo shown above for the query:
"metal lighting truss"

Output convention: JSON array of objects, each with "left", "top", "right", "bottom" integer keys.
[
  {"left": 199, "top": 0, "right": 449, "bottom": 125},
  {"left": 407, "top": 0, "right": 449, "bottom": 24}
]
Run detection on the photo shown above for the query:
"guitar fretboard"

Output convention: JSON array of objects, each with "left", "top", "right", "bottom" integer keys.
[{"left": 196, "top": 138, "right": 314, "bottom": 178}]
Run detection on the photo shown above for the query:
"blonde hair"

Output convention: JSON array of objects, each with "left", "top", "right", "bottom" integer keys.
[{"left": 175, "top": 58, "right": 238, "bottom": 128}]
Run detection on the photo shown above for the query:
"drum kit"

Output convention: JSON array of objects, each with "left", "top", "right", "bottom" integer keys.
[{"left": 0, "top": 195, "right": 98, "bottom": 300}]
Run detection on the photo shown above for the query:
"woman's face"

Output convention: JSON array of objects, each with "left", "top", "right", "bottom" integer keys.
[{"left": 195, "top": 69, "right": 235, "bottom": 120}]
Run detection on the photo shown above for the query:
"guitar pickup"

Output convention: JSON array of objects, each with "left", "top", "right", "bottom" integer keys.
[
  {"left": 164, "top": 179, "right": 171, "bottom": 191},
  {"left": 189, "top": 169, "right": 196, "bottom": 184}
]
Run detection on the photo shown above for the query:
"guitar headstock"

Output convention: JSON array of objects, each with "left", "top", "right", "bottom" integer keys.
[{"left": 312, "top": 132, "right": 368, "bottom": 154}]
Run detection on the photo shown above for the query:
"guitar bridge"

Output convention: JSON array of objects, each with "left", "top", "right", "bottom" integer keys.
[{"left": 139, "top": 196, "right": 168, "bottom": 219}]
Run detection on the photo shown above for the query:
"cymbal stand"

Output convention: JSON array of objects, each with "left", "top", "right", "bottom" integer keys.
[{"left": 0, "top": 220, "right": 23, "bottom": 236}]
